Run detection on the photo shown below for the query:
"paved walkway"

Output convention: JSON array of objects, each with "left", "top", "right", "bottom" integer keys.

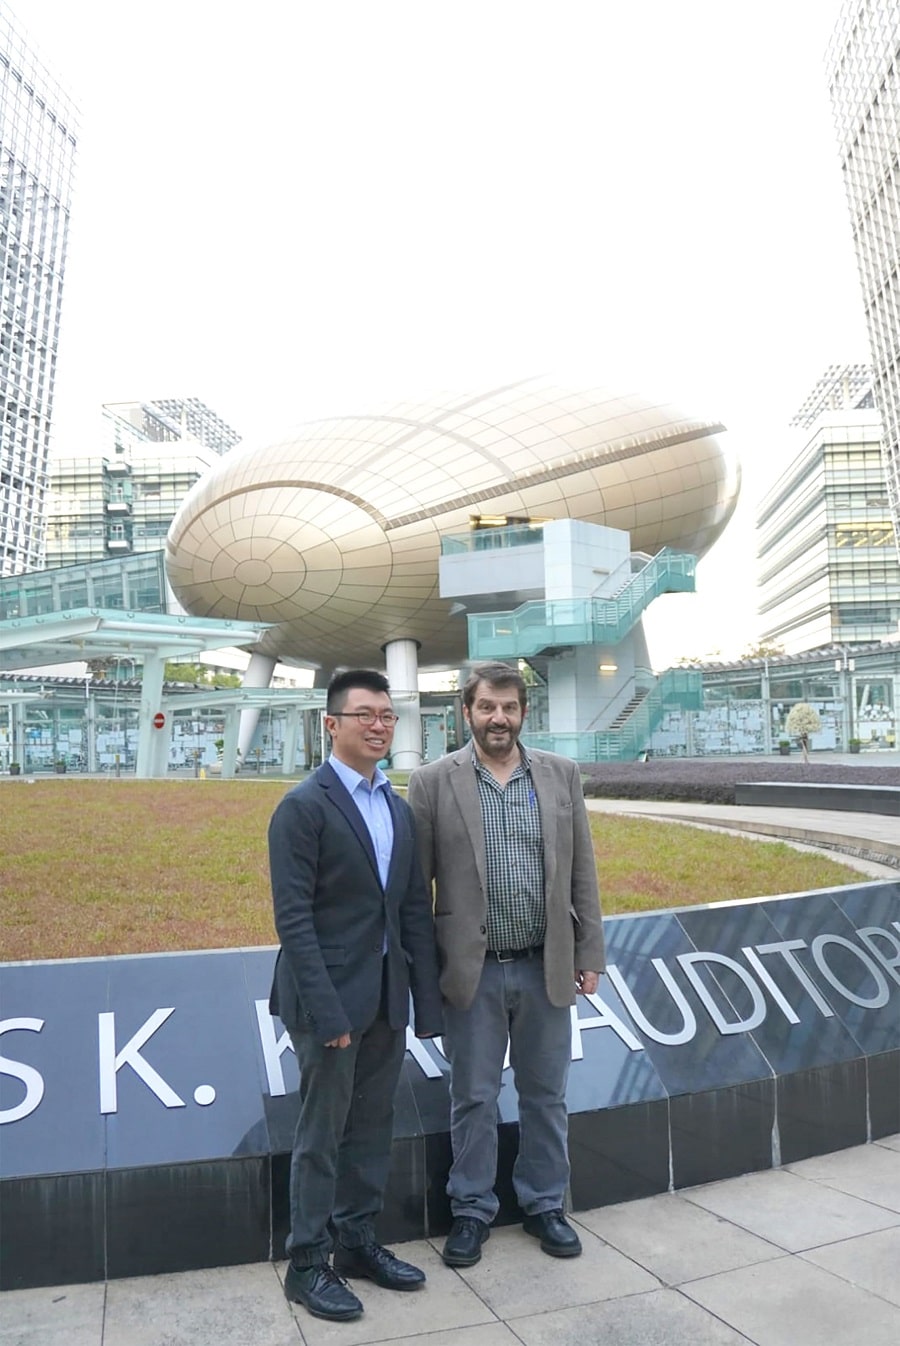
[
  {"left": 3, "top": 1135, "right": 899, "bottom": 1345},
  {"left": 584, "top": 795, "right": 900, "bottom": 875}
]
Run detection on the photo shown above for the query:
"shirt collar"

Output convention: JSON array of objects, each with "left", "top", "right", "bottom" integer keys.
[
  {"left": 469, "top": 741, "right": 531, "bottom": 772},
  {"left": 329, "top": 754, "right": 391, "bottom": 795}
]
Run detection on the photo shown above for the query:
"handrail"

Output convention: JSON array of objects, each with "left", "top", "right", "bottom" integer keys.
[
  {"left": 467, "top": 550, "right": 696, "bottom": 658},
  {"left": 524, "top": 668, "right": 703, "bottom": 761}
]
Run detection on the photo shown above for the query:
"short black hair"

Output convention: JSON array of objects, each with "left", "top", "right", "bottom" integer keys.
[
  {"left": 326, "top": 668, "right": 391, "bottom": 715},
  {"left": 462, "top": 662, "right": 527, "bottom": 711}
]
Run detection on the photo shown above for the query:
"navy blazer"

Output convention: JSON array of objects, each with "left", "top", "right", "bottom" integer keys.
[{"left": 268, "top": 761, "right": 443, "bottom": 1045}]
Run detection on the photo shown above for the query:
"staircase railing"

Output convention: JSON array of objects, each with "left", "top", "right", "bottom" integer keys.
[{"left": 467, "top": 549, "right": 696, "bottom": 658}]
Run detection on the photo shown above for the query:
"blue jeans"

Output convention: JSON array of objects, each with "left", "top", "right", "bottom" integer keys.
[{"left": 442, "top": 951, "right": 572, "bottom": 1223}]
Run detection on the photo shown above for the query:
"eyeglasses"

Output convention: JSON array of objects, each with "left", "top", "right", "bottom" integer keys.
[{"left": 331, "top": 710, "right": 399, "bottom": 727}]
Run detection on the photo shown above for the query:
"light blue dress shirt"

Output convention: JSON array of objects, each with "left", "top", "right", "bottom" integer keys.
[{"left": 328, "top": 754, "right": 394, "bottom": 887}]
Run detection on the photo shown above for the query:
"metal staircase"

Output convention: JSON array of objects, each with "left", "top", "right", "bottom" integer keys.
[
  {"left": 467, "top": 549, "right": 696, "bottom": 659},
  {"left": 525, "top": 668, "right": 703, "bottom": 762}
]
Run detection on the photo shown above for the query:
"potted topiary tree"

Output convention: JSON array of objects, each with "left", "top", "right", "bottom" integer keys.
[
  {"left": 8, "top": 761, "right": 21, "bottom": 776},
  {"left": 785, "top": 702, "right": 822, "bottom": 764}
]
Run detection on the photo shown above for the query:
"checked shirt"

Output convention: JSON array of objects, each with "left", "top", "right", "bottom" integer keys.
[{"left": 472, "top": 744, "right": 546, "bottom": 952}]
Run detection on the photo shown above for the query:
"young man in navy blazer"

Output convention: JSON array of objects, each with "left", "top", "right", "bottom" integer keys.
[{"left": 269, "top": 669, "right": 442, "bottom": 1323}]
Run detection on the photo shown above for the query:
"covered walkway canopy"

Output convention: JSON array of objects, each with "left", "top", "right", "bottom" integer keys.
[{"left": 0, "top": 608, "right": 273, "bottom": 777}]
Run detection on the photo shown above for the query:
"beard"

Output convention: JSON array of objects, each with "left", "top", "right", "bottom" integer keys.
[{"left": 470, "top": 720, "right": 520, "bottom": 758}]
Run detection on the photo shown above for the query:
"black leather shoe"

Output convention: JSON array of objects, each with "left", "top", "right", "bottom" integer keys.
[
  {"left": 442, "top": 1216, "right": 491, "bottom": 1266},
  {"left": 283, "top": 1262, "right": 363, "bottom": 1320},
  {"left": 522, "top": 1209, "right": 582, "bottom": 1257},
  {"left": 333, "top": 1242, "right": 425, "bottom": 1291}
]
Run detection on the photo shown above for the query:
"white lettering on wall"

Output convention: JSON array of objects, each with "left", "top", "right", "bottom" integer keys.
[
  {"left": 0, "top": 1018, "right": 45, "bottom": 1124},
  {"left": 741, "top": 946, "right": 801, "bottom": 1024},
  {"left": 810, "top": 935, "right": 890, "bottom": 1009},
  {"left": 753, "top": 940, "right": 835, "bottom": 1016},
  {"left": 854, "top": 926, "right": 900, "bottom": 987},
  {"left": 606, "top": 958, "right": 697, "bottom": 1045},
  {"left": 404, "top": 1030, "right": 445, "bottom": 1078},
  {"left": 570, "top": 991, "right": 643, "bottom": 1058},
  {"left": 98, "top": 1009, "right": 185, "bottom": 1114},
  {"left": 255, "top": 999, "right": 294, "bottom": 1097},
  {"left": 677, "top": 952, "right": 767, "bottom": 1035}
]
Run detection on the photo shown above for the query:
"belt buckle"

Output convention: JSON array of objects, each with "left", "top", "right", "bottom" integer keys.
[{"left": 495, "top": 950, "right": 515, "bottom": 963}]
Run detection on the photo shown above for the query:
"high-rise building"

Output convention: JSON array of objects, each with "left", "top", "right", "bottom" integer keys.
[
  {"left": 758, "top": 365, "right": 900, "bottom": 653},
  {"left": 0, "top": 2, "right": 78, "bottom": 576},
  {"left": 106, "top": 397, "right": 241, "bottom": 457},
  {"left": 44, "top": 399, "right": 240, "bottom": 568},
  {"left": 826, "top": 0, "right": 900, "bottom": 553}
]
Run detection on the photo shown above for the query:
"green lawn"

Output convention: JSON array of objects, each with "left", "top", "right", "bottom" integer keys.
[{"left": 0, "top": 779, "right": 863, "bottom": 962}]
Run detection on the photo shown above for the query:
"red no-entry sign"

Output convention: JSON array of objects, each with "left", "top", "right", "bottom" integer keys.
[{"left": 152, "top": 712, "right": 166, "bottom": 729}]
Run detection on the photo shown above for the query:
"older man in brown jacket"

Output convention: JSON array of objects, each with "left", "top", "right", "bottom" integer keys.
[{"left": 408, "top": 662, "right": 605, "bottom": 1268}]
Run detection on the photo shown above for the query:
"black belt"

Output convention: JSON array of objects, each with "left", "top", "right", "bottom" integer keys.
[{"left": 486, "top": 945, "right": 543, "bottom": 963}]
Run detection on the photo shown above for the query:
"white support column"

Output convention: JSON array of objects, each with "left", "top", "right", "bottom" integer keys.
[
  {"left": 85, "top": 694, "right": 98, "bottom": 774},
  {"left": 11, "top": 701, "right": 26, "bottom": 768},
  {"left": 384, "top": 639, "right": 422, "bottom": 770},
  {"left": 221, "top": 708, "right": 241, "bottom": 779},
  {"left": 134, "top": 654, "right": 168, "bottom": 778},
  {"left": 238, "top": 651, "right": 277, "bottom": 762},
  {"left": 281, "top": 707, "right": 301, "bottom": 775}
]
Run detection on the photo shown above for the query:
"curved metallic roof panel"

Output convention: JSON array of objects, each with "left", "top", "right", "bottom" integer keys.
[{"left": 166, "top": 377, "right": 739, "bottom": 668}]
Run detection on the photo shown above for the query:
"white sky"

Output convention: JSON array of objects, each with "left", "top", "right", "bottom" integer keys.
[{"left": 14, "top": 0, "right": 870, "bottom": 669}]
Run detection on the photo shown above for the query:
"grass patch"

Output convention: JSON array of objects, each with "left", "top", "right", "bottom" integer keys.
[
  {"left": 0, "top": 779, "right": 864, "bottom": 962},
  {"left": 591, "top": 813, "right": 858, "bottom": 914}
]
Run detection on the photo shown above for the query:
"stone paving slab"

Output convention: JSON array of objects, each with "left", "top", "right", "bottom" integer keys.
[
  {"left": 0, "top": 1281, "right": 105, "bottom": 1346},
  {"left": 576, "top": 1189, "right": 782, "bottom": 1284},
  {"left": 438, "top": 1219, "right": 658, "bottom": 1321},
  {"left": 681, "top": 1252, "right": 900, "bottom": 1346},
  {"left": 102, "top": 1264, "right": 298, "bottom": 1346},
  {"left": 800, "top": 1225, "right": 900, "bottom": 1309},
  {"left": 682, "top": 1165, "right": 900, "bottom": 1252},
  {"left": 786, "top": 1140, "right": 900, "bottom": 1213},
  {"left": 509, "top": 1287, "right": 753, "bottom": 1346}
]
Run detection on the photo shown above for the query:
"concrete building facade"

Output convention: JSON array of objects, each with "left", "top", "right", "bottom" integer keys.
[
  {"left": 758, "top": 365, "right": 900, "bottom": 653},
  {"left": 0, "top": 1, "right": 77, "bottom": 576},
  {"left": 45, "top": 400, "right": 240, "bottom": 569},
  {"left": 827, "top": 0, "right": 900, "bottom": 551}
]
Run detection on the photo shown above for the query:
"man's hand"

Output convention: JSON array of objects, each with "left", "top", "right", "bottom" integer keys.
[
  {"left": 325, "top": 1033, "right": 352, "bottom": 1048},
  {"left": 575, "top": 970, "right": 599, "bottom": 996}
]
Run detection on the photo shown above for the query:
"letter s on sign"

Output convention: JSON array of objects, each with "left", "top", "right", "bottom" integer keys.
[{"left": 0, "top": 1018, "right": 45, "bottom": 1124}]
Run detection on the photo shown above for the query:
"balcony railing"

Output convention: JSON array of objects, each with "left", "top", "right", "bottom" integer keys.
[{"left": 441, "top": 523, "right": 547, "bottom": 555}]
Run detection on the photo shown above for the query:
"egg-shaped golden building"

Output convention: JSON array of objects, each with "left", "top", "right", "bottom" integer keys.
[{"left": 165, "top": 377, "right": 739, "bottom": 670}]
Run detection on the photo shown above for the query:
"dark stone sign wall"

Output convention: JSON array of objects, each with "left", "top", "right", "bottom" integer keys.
[{"left": 2, "top": 881, "right": 898, "bottom": 1289}]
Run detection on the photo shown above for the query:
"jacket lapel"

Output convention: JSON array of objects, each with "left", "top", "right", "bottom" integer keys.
[
  {"left": 318, "top": 761, "right": 381, "bottom": 885},
  {"left": 529, "top": 751, "right": 558, "bottom": 897},
  {"left": 448, "top": 747, "right": 487, "bottom": 894}
]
